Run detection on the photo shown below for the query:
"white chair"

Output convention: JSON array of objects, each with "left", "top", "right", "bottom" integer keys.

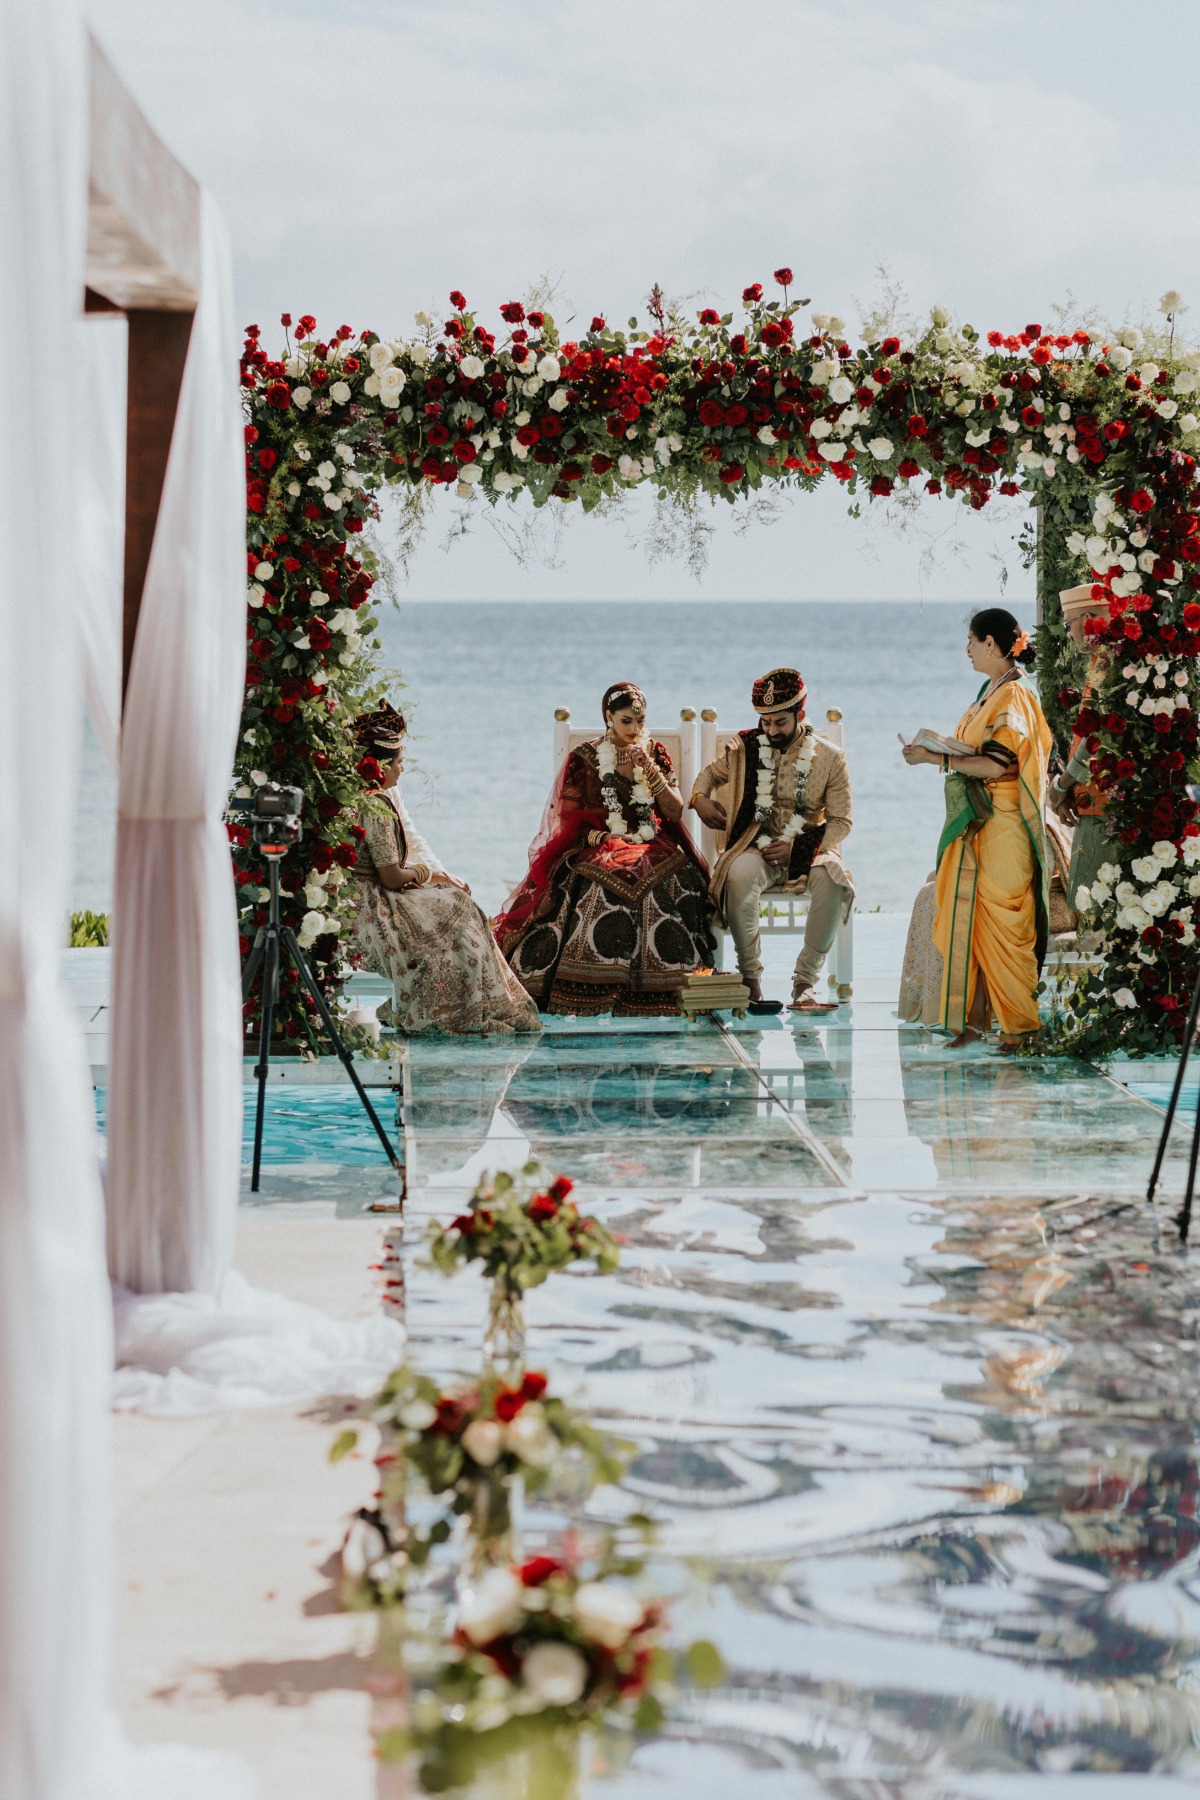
[
  {"left": 550, "top": 705, "right": 853, "bottom": 998},
  {"left": 697, "top": 707, "right": 853, "bottom": 999}
]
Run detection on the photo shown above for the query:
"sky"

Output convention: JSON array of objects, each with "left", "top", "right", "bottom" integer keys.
[{"left": 85, "top": 0, "right": 1200, "bottom": 601}]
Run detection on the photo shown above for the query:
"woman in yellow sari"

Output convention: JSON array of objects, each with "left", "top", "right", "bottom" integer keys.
[{"left": 902, "top": 608, "right": 1052, "bottom": 1050}]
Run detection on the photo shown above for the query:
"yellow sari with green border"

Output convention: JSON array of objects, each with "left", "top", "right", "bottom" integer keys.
[{"left": 932, "top": 674, "right": 1052, "bottom": 1037}]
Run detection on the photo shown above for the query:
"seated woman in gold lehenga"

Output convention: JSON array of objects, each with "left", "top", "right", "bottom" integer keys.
[
  {"left": 349, "top": 703, "right": 539, "bottom": 1037},
  {"left": 495, "top": 682, "right": 715, "bottom": 1017}
]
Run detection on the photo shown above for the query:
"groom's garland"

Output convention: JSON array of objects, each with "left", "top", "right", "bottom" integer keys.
[
  {"left": 597, "top": 738, "right": 659, "bottom": 843},
  {"left": 754, "top": 723, "right": 817, "bottom": 846}
]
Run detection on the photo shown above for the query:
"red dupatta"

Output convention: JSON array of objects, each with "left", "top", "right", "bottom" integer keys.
[{"left": 492, "top": 750, "right": 605, "bottom": 949}]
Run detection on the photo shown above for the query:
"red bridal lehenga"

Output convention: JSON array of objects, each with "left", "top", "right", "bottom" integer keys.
[{"left": 494, "top": 739, "right": 715, "bottom": 1017}]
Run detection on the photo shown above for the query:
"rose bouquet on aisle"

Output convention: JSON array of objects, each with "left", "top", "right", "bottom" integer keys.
[
  {"left": 378, "top": 1538, "right": 724, "bottom": 1782},
  {"left": 425, "top": 1164, "right": 620, "bottom": 1299},
  {"left": 335, "top": 1365, "right": 628, "bottom": 1558}
]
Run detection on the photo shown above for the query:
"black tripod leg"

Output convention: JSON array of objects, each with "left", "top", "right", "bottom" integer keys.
[
  {"left": 282, "top": 928, "right": 402, "bottom": 1176},
  {"left": 241, "top": 927, "right": 266, "bottom": 1001},
  {"left": 250, "top": 928, "right": 278, "bottom": 1193},
  {"left": 1148, "top": 970, "right": 1200, "bottom": 1203},
  {"left": 1181, "top": 1093, "right": 1200, "bottom": 1244}
]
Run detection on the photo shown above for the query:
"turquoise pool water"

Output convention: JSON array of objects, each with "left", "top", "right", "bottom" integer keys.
[{"left": 93, "top": 1081, "right": 402, "bottom": 1168}]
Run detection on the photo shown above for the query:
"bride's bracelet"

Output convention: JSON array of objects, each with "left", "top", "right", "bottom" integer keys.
[{"left": 407, "top": 862, "right": 431, "bottom": 886}]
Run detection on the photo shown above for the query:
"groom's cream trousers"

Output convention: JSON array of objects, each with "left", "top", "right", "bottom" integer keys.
[{"left": 724, "top": 851, "right": 844, "bottom": 991}]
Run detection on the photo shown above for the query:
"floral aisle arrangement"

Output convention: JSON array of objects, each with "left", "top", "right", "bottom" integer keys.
[
  {"left": 242, "top": 283, "right": 1200, "bottom": 1054},
  {"left": 382, "top": 1541, "right": 723, "bottom": 1787},
  {"left": 333, "top": 1364, "right": 627, "bottom": 1564},
  {"left": 424, "top": 1166, "right": 620, "bottom": 1299}
]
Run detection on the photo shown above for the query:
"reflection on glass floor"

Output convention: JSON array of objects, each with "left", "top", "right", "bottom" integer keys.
[{"left": 400, "top": 918, "right": 1200, "bottom": 1791}]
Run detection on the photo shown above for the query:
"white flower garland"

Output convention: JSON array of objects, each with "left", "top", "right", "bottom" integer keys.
[
  {"left": 754, "top": 723, "right": 816, "bottom": 847},
  {"left": 597, "top": 737, "right": 657, "bottom": 842}
]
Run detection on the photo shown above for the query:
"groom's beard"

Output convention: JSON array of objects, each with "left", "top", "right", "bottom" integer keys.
[{"left": 763, "top": 728, "right": 797, "bottom": 749}]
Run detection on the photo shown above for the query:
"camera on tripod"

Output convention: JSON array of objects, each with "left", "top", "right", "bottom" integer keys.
[{"left": 232, "top": 781, "right": 305, "bottom": 857}]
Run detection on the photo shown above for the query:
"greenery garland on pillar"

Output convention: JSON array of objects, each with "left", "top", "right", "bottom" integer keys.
[{"left": 237, "top": 280, "right": 1200, "bottom": 1058}]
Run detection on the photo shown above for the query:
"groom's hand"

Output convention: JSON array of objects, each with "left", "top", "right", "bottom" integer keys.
[
  {"left": 761, "top": 840, "right": 791, "bottom": 868},
  {"left": 693, "top": 795, "right": 727, "bottom": 829}
]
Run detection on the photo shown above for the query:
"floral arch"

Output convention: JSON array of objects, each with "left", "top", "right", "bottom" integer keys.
[{"left": 237, "top": 275, "right": 1200, "bottom": 1058}]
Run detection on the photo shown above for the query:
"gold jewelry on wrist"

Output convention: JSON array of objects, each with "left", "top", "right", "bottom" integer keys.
[
  {"left": 408, "top": 862, "right": 431, "bottom": 886},
  {"left": 587, "top": 829, "right": 606, "bottom": 847}
]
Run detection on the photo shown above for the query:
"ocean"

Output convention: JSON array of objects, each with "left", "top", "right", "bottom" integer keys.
[{"left": 72, "top": 599, "right": 1035, "bottom": 918}]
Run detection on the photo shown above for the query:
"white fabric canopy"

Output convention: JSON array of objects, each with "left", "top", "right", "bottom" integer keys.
[
  {"left": 0, "top": 3, "right": 114, "bottom": 1794},
  {"left": 76, "top": 312, "right": 126, "bottom": 770},
  {"left": 105, "top": 193, "right": 246, "bottom": 1297}
]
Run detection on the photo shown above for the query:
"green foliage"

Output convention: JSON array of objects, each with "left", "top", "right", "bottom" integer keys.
[
  {"left": 424, "top": 1163, "right": 620, "bottom": 1300},
  {"left": 69, "top": 910, "right": 109, "bottom": 947}
]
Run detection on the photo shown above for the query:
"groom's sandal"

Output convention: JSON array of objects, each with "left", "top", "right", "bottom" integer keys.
[
  {"left": 789, "top": 986, "right": 840, "bottom": 1015},
  {"left": 748, "top": 999, "right": 784, "bottom": 1016}
]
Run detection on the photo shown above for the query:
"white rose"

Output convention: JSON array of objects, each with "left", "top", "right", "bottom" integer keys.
[
  {"left": 1074, "top": 885, "right": 1093, "bottom": 913},
  {"left": 504, "top": 1405, "right": 558, "bottom": 1469},
  {"left": 757, "top": 426, "right": 775, "bottom": 444},
  {"left": 410, "top": 343, "right": 432, "bottom": 366},
  {"left": 378, "top": 367, "right": 406, "bottom": 407},
  {"left": 369, "top": 341, "right": 395, "bottom": 373},
  {"left": 1157, "top": 398, "right": 1179, "bottom": 419},
  {"left": 827, "top": 315, "right": 845, "bottom": 335},
  {"left": 460, "top": 354, "right": 485, "bottom": 380},
  {"left": 323, "top": 491, "right": 343, "bottom": 510},
  {"left": 458, "top": 1568, "right": 524, "bottom": 1646},
  {"left": 1108, "top": 346, "right": 1133, "bottom": 371},
  {"left": 1114, "top": 988, "right": 1137, "bottom": 1010},
  {"left": 931, "top": 304, "right": 952, "bottom": 327},
  {"left": 414, "top": 310, "right": 434, "bottom": 328},
  {"left": 1161, "top": 290, "right": 1185, "bottom": 315},
  {"left": 398, "top": 1399, "right": 438, "bottom": 1431},
  {"left": 461, "top": 1418, "right": 505, "bottom": 1466},
  {"left": 868, "top": 437, "right": 894, "bottom": 461},
  {"left": 828, "top": 375, "right": 853, "bottom": 404},
  {"left": 303, "top": 884, "right": 325, "bottom": 909},
  {"left": 1153, "top": 840, "right": 1179, "bottom": 865},
  {"left": 521, "top": 1641, "right": 588, "bottom": 1708},
  {"left": 341, "top": 1514, "right": 390, "bottom": 1581},
  {"left": 1138, "top": 362, "right": 1161, "bottom": 386},
  {"left": 572, "top": 1581, "right": 644, "bottom": 1651},
  {"left": 818, "top": 442, "right": 846, "bottom": 461},
  {"left": 329, "top": 381, "right": 351, "bottom": 405},
  {"left": 537, "top": 355, "right": 561, "bottom": 383},
  {"left": 1116, "top": 327, "right": 1143, "bottom": 350},
  {"left": 1175, "top": 370, "right": 1198, "bottom": 395},
  {"left": 1183, "top": 414, "right": 1199, "bottom": 434},
  {"left": 363, "top": 374, "right": 381, "bottom": 397},
  {"left": 548, "top": 387, "right": 569, "bottom": 412}
]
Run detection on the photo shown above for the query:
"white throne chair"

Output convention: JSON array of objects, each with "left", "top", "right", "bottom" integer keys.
[{"left": 549, "top": 706, "right": 854, "bottom": 999}]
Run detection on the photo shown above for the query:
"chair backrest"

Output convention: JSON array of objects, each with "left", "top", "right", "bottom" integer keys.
[
  {"left": 696, "top": 707, "right": 844, "bottom": 865},
  {"left": 552, "top": 708, "right": 697, "bottom": 804}
]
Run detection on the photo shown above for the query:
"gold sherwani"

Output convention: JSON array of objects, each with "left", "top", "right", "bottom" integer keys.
[
  {"left": 691, "top": 729, "right": 854, "bottom": 991},
  {"left": 692, "top": 730, "right": 854, "bottom": 911}
]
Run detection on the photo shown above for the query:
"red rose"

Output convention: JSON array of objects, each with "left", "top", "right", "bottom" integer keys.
[
  {"left": 560, "top": 462, "right": 583, "bottom": 482},
  {"left": 987, "top": 330, "right": 1004, "bottom": 347},
  {"left": 698, "top": 398, "right": 724, "bottom": 427},
  {"left": 266, "top": 382, "right": 290, "bottom": 410},
  {"left": 521, "top": 1370, "right": 549, "bottom": 1399},
  {"left": 516, "top": 424, "right": 540, "bottom": 446},
  {"left": 729, "top": 334, "right": 748, "bottom": 355},
  {"left": 999, "top": 480, "right": 1020, "bottom": 496},
  {"left": 719, "top": 464, "right": 744, "bottom": 483},
  {"left": 494, "top": 1390, "right": 525, "bottom": 1422},
  {"left": 356, "top": 755, "right": 382, "bottom": 783},
  {"left": 1020, "top": 405, "right": 1041, "bottom": 428},
  {"left": 258, "top": 448, "right": 278, "bottom": 471},
  {"left": 880, "top": 336, "right": 901, "bottom": 356},
  {"left": 1031, "top": 345, "right": 1051, "bottom": 366},
  {"left": 870, "top": 476, "right": 893, "bottom": 496},
  {"left": 527, "top": 311, "right": 544, "bottom": 329},
  {"left": 724, "top": 403, "right": 747, "bottom": 426},
  {"left": 591, "top": 454, "right": 614, "bottom": 474},
  {"left": 500, "top": 301, "right": 525, "bottom": 323},
  {"left": 453, "top": 440, "right": 477, "bottom": 462},
  {"left": 773, "top": 267, "right": 793, "bottom": 287},
  {"left": 1183, "top": 603, "right": 1200, "bottom": 629},
  {"left": 519, "top": 1555, "right": 561, "bottom": 1586},
  {"left": 308, "top": 618, "right": 332, "bottom": 651},
  {"left": 317, "top": 795, "right": 340, "bottom": 822},
  {"left": 427, "top": 423, "right": 450, "bottom": 445},
  {"left": 443, "top": 319, "right": 463, "bottom": 339},
  {"left": 1129, "top": 488, "right": 1155, "bottom": 514},
  {"left": 540, "top": 413, "right": 563, "bottom": 439},
  {"left": 742, "top": 283, "right": 763, "bottom": 303},
  {"left": 590, "top": 315, "right": 606, "bottom": 332},
  {"left": 1025, "top": 323, "right": 1042, "bottom": 338},
  {"left": 698, "top": 308, "right": 720, "bottom": 326},
  {"left": 761, "top": 321, "right": 784, "bottom": 347},
  {"left": 250, "top": 637, "right": 273, "bottom": 660},
  {"left": 334, "top": 844, "right": 357, "bottom": 869},
  {"left": 297, "top": 314, "right": 316, "bottom": 335},
  {"left": 548, "top": 1175, "right": 574, "bottom": 1201},
  {"left": 310, "top": 844, "right": 334, "bottom": 872},
  {"left": 449, "top": 289, "right": 467, "bottom": 310},
  {"left": 529, "top": 1195, "right": 559, "bottom": 1221},
  {"left": 897, "top": 458, "right": 920, "bottom": 479}
]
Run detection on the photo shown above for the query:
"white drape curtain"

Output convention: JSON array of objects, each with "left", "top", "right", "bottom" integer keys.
[
  {"left": 105, "top": 194, "right": 246, "bottom": 1297},
  {"left": 76, "top": 312, "right": 126, "bottom": 769},
  {"left": 0, "top": 2, "right": 114, "bottom": 1795}
]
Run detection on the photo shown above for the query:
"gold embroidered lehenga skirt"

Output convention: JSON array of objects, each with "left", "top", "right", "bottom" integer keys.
[{"left": 352, "top": 879, "right": 540, "bottom": 1037}]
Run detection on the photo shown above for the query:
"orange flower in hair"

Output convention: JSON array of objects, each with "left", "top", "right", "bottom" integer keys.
[{"left": 1012, "top": 632, "right": 1030, "bottom": 656}]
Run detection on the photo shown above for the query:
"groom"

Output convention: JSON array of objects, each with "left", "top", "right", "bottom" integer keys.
[{"left": 690, "top": 667, "right": 854, "bottom": 1014}]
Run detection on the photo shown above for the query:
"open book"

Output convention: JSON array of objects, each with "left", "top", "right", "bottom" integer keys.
[{"left": 899, "top": 728, "right": 975, "bottom": 758}]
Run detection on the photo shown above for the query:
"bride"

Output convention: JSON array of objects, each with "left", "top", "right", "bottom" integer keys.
[
  {"left": 349, "top": 702, "right": 539, "bottom": 1036},
  {"left": 495, "top": 681, "right": 715, "bottom": 1016}
]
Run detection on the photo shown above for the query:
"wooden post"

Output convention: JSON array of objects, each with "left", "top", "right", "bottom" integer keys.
[{"left": 121, "top": 308, "right": 194, "bottom": 695}]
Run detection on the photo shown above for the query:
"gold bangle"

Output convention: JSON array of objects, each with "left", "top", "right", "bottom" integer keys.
[{"left": 408, "top": 862, "right": 431, "bottom": 886}]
